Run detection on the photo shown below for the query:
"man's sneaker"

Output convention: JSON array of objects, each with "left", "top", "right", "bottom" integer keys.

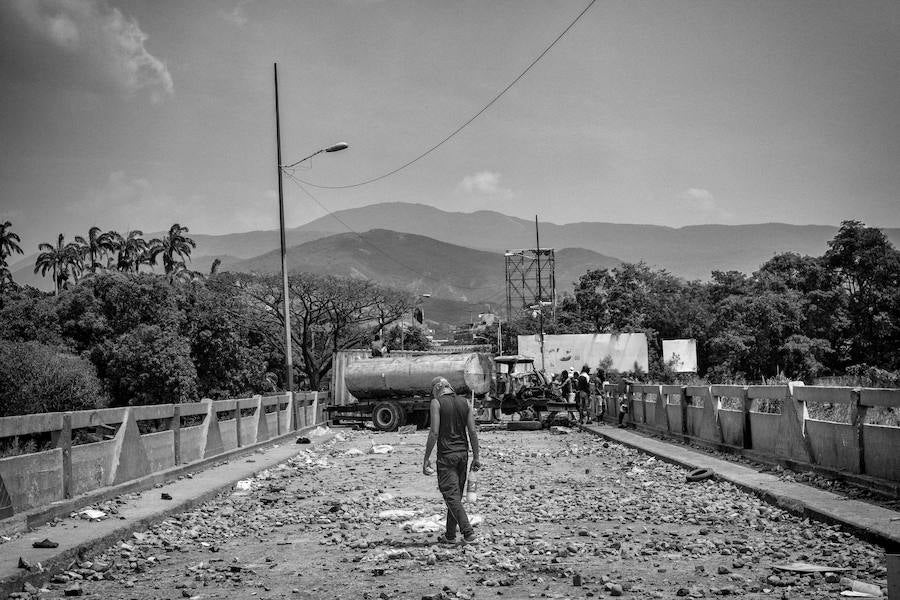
[
  {"left": 435, "top": 533, "right": 456, "bottom": 545},
  {"left": 461, "top": 533, "right": 478, "bottom": 545}
]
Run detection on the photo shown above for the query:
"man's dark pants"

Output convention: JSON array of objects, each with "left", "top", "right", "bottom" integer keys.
[
  {"left": 577, "top": 391, "right": 589, "bottom": 423},
  {"left": 436, "top": 451, "right": 473, "bottom": 539}
]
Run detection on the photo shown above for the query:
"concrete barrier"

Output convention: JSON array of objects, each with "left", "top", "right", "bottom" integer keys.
[
  {"left": 600, "top": 383, "right": 900, "bottom": 487},
  {"left": 0, "top": 391, "right": 328, "bottom": 520}
]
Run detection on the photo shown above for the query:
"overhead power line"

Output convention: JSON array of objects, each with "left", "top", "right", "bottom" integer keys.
[{"left": 290, "top": 0, "right": 598, "bottom": 190}]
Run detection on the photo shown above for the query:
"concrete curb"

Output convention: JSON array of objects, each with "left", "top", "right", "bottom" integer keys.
[
  {"left": 578, "top": 423, "right": 900, "bottom": 552},
  {"left": 0, "top": 425, "right": 333, "bottom": 598}
]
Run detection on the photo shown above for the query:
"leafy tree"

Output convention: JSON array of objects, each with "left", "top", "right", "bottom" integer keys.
[
  {"left": 98, "top": 324, "right": 198, "bottom": 406},
  {"left": 0, "top": 286, "right": 62, "bottom": 345},
  {"left": 54, "top": 283, "right": 111, "bottom": 353},
  {"left": 86, "top": 271, "right": 184, "bottom": 335},
  {"left": 149, "top": 223, "right": 197, "bottom": 275},
  {"left": 233, "top": 272, "right": 414, "bottom": 389},
  {"left": 0, "top": 340, "right": 107, "bottom": 416},
  {"left": 181, "top": 277, "right": 270, "bottom": 398},
  {"left": 707, "top": 287, "right": 804, "bottom": 381},
  {"left": 386, "top": 323, "right": 433, "bottom": 351},
  {"left": 823, "top": 220, "right": 900, "bottom": 369}
]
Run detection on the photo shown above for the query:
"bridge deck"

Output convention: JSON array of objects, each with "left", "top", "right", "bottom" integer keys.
[{"left": 1, "top": 427, "right": 896, "bottom": 599}]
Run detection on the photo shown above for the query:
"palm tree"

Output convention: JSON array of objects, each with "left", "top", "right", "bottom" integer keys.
[
  {"left": 0, "top": 221, "right": 23, "bottom": 267},
  {"left": 149, "top": 224, "right": 197, "bottom": 275},
  {"left": 74, "top": 226, "right": 106, "bottom": 274},
  {"left": 115, "top": 230, "right": 148, "bottom": 273},
  {"left": 34, "top": 234, "right": 78, "bottom": 294},
  {"left": 0, "top": 221, "right": 24, "bottom": 292},
  {"left": 98, "top": 230, "right": 124, "bottom": 268}
]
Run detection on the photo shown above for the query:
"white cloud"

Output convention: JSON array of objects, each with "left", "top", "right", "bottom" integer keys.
[
  {"left": 72, "top": 171, "right": 175, "bottom": 229},
  {"left": 69, "top": 174, "right": 284, "bottom": 236},
  {"left": 677, "top": 188, "right": 716, "bottom": 211},
  {"left": 458, "top": 171, "right": 514, "bottom": 199},
  {"left": 675, "top": 188, "right": 734, "bottom": 222},
  {"left": 220, "top": 1, "right": 251, "bottom": 27},
  {"left": 11, "top": 0, "right": 173, "bottom": 100}
]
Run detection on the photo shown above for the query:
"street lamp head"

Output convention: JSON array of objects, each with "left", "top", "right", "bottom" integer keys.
[{"left": 325, "top": 142, "right": 349, "bottom": 153}]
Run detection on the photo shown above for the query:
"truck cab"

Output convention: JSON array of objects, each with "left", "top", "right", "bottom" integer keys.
[{"left": 490, "top": 355, "right": 557, "bottom": 415}]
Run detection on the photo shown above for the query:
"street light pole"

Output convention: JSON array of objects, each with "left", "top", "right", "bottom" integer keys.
[
  {"left": 273, "top": 62, "right": 348, "bottom": 402},
  {"left": 274, "top": 63, "right": 293, "bottom": 395}
]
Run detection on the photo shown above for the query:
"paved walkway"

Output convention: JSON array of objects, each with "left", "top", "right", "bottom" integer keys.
[
  {"left": 580, "top": 422, "right": 900, "bottom": 550},
  {"left": 0, "top": 432, "right": 333, "bottom": 597}
]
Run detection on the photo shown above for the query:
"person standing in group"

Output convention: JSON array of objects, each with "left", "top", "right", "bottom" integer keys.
[
  {"left": 577, "top": 365, "right": 592, "bottom": 424},
  {"left": 559, "top": 370, "right": 571, "bottom": 406},
  {"left": 370, "top": 334, "right": 387, "bottom": 357},
  {"left": 423, "top": 377, "right": 482, "bottom": 545}
]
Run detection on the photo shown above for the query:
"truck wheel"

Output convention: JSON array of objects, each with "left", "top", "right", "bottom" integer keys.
[{"left": 373, "top": 401, "right": 405, "bottom": 431}]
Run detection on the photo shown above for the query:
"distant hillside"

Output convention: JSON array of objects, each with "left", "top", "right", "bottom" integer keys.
[
  {"left": 10, "top": 203, "right": 899, "bottom": 290},
  {"left": 223, "top": 229, "right": 621, "bottom": 304},
  {"left": 293, "top": 203, "right": 900, "bottom": 281}
]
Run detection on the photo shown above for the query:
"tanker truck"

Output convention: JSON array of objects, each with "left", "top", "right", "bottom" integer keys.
[{"left": 327, "top": 351, "right": 563, "bottom": 431}]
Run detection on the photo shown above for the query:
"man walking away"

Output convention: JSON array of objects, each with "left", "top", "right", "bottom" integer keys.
[{"left": 423, "top": 377, "right": 482, "bottom": 545}]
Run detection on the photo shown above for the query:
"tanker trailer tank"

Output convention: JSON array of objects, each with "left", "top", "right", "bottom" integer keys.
[{"left": 344, "top": 353, "right": 494, "bottom": 399}]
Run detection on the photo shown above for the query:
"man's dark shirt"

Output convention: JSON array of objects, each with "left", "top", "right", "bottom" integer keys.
[{"left": 437, "top": 393, "right": 470, "bottom": 455}]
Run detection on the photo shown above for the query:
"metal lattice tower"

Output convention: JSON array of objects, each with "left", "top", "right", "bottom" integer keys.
[{"left": 504, "top": 248, "right": 556, "bottom": 320}]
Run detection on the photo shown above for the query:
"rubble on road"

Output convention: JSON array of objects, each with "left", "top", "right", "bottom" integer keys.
[{"left": 11, "top": 426, "right": 889, "bottom": 600}]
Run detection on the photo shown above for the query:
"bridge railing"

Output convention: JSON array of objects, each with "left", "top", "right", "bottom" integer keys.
[
  {"left": 600, "top": 383, "right": 900, "bottom": 485},
  {"left": 0, "top": 392, "right": 326, "bottom": 519}
]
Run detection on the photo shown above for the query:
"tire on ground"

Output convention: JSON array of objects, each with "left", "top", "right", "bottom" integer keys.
[
  {"left": 372, "top": 401, "right": 406, "bottom": 431},
  {"left": 507, "top": 420, "right": 542, "bottom": 431},
  {"left": 685, "top": 467, "right": 715, "bottom": 482}
]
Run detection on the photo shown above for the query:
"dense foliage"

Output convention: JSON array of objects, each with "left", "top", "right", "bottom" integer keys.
[
  {"left": 0, "top": 218, "right": 896, "bottom": 415},
  {"left": 504, "top": 221, "right": 900, "bottom": 384},
  {"left": 0, "top": 340, "right": 106, "bottom": 416},
  {"left": 0, "top": 268, "right": 414, "bottom": 414}
]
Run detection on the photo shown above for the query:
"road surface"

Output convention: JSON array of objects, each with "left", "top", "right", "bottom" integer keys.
[{"left": 18, "top": 427, "right": 888, "bottom": 599}]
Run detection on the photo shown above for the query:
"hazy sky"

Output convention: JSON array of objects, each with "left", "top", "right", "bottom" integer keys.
[{"left": 1, "top": 0, "right": 898, "bottom": 258}]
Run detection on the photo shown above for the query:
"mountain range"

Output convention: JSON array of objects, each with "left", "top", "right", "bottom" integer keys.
[{"left": 10, "top": 203, "right": 900, "bottom": 310}]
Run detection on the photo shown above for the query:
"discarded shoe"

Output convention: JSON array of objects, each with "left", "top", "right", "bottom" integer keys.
[
  {"left": 32, "top": 538, "right": 59, "bottom": 549},
  {"left": 296, "top": 437, "right": 311, "bottom": 444},
  {"left": 160, "top": 492, "right": 172, "bottom": 500}
]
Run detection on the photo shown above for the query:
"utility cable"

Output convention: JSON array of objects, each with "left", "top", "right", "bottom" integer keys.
[{"left": 291, "top": 0, "right": 598, "bottom": 189}]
